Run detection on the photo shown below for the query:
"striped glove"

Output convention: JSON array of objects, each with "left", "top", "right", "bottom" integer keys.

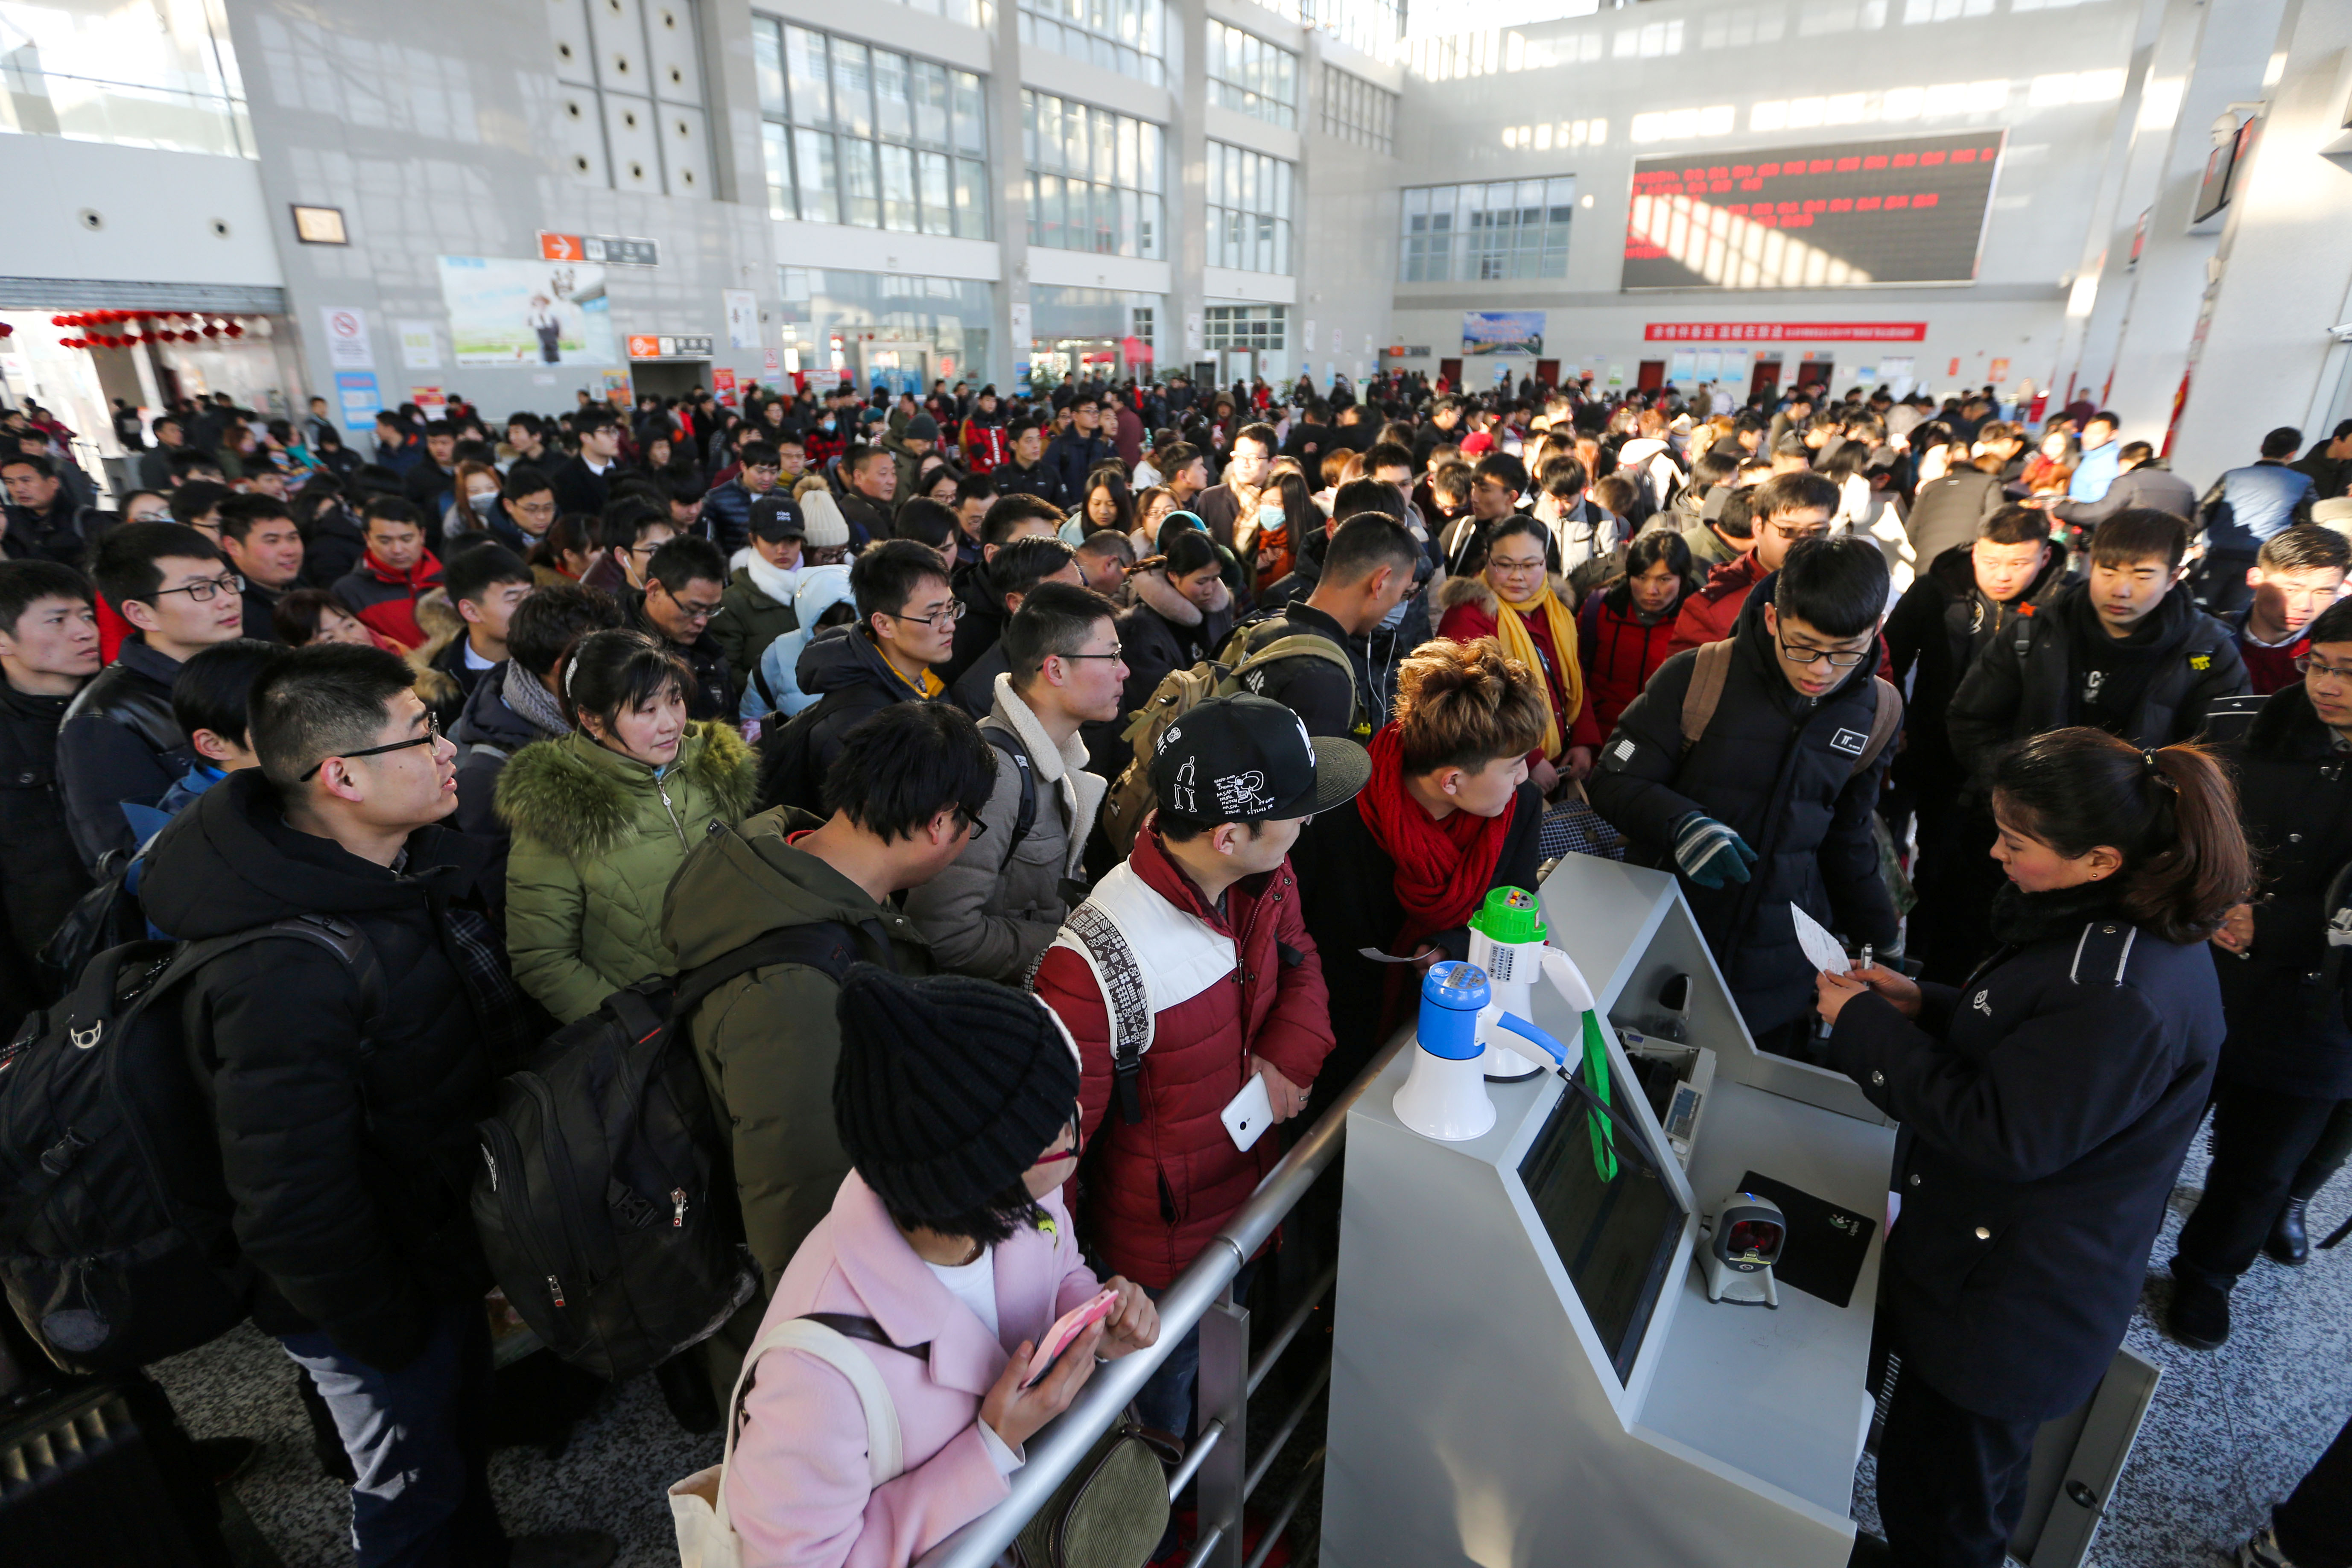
[{"left": 1673, "top": 812, "right": 1757, "bottom": 890}]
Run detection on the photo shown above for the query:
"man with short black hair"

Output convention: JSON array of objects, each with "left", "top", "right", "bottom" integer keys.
[
  {"left": 137, "top": 413, "right": 187, "bottom": 492},
  {"left": 402, "top": 419, "right": 461, "bottom": 523},
  {"left": 0, "top": 560, "right": 99, "bottom": 1029},
  {"left": 912, "top": 581, "right": 1122, "bottom": 979},
  {"left": 436, "top": 542, "right": 535, "bottom": 704},
  {"left": 2067, "top": 409, "right": 2125, "bottom": 505},
  {"left": 0, "top": 451, "right": 98, "bottom": 564},
  {"left": 1439, "top": 451, "right": 1533, "bottom": 577},
  {"left": 450, "top": 581, "right": 625, "bottom": 861},
  {"left": 1670, "top": 470, "right": 1840, "bottom": 655},
  {"left": 61, "top": 523, "right": 247, "bottom": 871},
  {"left": 1412, "top": 396, "right": 1464, "bottom": 469},
  {"left": 333, "top": 499, "right": 444, "bottom": 650},
  {"left": 1592, "top": 537, "right": 1902, "bottom": 1051},
  {"left": 1236, "top": 512, "right": 1418, "bottom": 740},
  {"left": 947, "top": 536, "right": 1083, "bottom": 715},
  {"left": 628, "top": 534, "right": 733, "bottom": 719},
  {"left": 834, "top": 444, "right": 900, "bottom": 546},
  {"left": 219, "top": 493, "right": 306, "bottom": 641},
  {"left": 672, "top": 700, "right": 985, "bottom": 1287},
  {"left": 2232, "top": 524, "right": 2349, "bottom": 694},
  {"left": 701, "top": 439, "right": 782, "bottom": 557},
  {"left": 944, "top": 498, "right": 1071, "bottom": 684},
  {"left": 993, "top": 419, "right": 1064, "bottom": 508},
  {"left": 140, "top": 643, "right": 614, "bottom": 1568},
  {"left": 549, "top": 409, "right": 622, "bottom": 516},
  {"left": 1195, "top": 422, "right": 1276, "bottom": 551},
  {"left": 2045, "top": 439, "right": 2197, "bottom": 530},
  {"left": 2197, "top": 426, "right": 2320, "bottom": 615},
  {"left": 1044, "top": 398, "right": 1116, "bottom": 502},
  {"left": 1154, "top": 441, "right": 1210, "bottom": 514}
]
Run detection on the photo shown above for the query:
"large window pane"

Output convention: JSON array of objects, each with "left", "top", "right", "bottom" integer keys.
[
  {"left": 879, "top": 142, "right": 917, "bottom": 231},
  {"left": 786, "top": 26, "right": 830, "bottom": 128},
  {"left": 1037, "top": 172, "right": 1064, "bottom": 250},
  {"left": 840, "top": 132, "right": 880, "bottom": 225},
  {"left": 762, "top": 121, "right": 792, "bottom": 218},
  {"left": 832, "top": 41, "right": 873, "bottom": 139},
  {"left": 919, "top": 151, "right": 952, "bottom": 234},
  {"left": 957, "top": 158, "right": 989, "bottom": 238},
  {"left": 874, "top": 52, "right": 912, "bottom": 143},
  {"left": 755, "top": 24, "right": 786, "bottom": 116},
  {"left": 913, "top": 61, "right": 949, "bottom": 148},
  {"left": 795, "top": 126, "right": 837, "bottom": 222}
]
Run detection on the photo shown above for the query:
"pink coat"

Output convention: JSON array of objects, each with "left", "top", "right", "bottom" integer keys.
[{"left": 724, "top": 1171, "right": 1104, "bottom": 1568}]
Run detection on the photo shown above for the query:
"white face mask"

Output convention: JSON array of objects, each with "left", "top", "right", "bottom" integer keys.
[
  {"left": 1377, "top": 595, "right": 1411, "bottom": 630},
  {"left": 469, "top": 491, "right": 499, "bottom": 517}
]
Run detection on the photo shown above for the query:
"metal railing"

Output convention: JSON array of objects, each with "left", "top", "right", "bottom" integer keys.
[{"left": 912, "top": 1023, "right": 1413, "bottom": 1568}]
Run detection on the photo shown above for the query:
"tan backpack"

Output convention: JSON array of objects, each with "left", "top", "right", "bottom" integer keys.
[
  {"left": 1097, "top": 622, "right": 1359, "bottom": 855},
  {"left": 1677, "top": 638, "right": 1902, "bottom": 776}
]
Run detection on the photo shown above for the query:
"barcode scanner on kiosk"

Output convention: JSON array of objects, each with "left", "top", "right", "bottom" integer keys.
[{"left": 1701, "top": 1192, "right": 1788, "bottom": 1308}]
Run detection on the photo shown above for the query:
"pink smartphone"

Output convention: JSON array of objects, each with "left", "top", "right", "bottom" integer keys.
[{"left": 1021, "top": 1288, "right": 1120, "bottom": 1388}]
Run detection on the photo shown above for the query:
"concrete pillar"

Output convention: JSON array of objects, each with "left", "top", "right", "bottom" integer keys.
[
  {"left": 2090, "top": 0, "right": 2289, "bottom": 442},
  {"left": 990, "top": 0, "right": 1030, "bottom": 392},
  {"left": 1169, "top": 0, "right": 1209, "bottom": 386}
]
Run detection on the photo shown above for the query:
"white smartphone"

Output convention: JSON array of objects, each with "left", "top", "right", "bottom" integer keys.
[{"left": 1221, "top": 1072, "right": 1275, "bottom": 1152}]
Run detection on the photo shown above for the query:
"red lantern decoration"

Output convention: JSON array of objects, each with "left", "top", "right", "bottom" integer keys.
[{"left": 225, "top": 324, "right": 245, "bottom": 339}]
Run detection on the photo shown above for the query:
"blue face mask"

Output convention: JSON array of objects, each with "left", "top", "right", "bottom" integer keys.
[
  {"left": 1378, "top": 595, "right": 1411, "bottom": 630},
  {"left": 1256, "top": 505, "right": 1286, "bottom": 534}
]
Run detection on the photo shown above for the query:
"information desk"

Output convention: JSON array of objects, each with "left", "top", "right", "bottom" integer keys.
[{"left": 1321, "top": 854, "right": 1896, "bottom": 1568}]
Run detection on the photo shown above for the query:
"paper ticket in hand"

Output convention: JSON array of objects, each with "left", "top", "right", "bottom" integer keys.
[{"left": 1790, "top": 902, "right": 1851, "bottom": 977}]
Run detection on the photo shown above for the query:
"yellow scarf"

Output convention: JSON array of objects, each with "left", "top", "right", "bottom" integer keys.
[{"left": 1492, "top": 580, "right": 1585, "bottom": 760}]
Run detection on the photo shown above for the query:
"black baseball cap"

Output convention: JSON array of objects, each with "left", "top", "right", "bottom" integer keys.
[
  {"left": 1149, "top": 695, "right": 1370, "bottom": 824},
  {"left": 749, "top": 493, "right": 805, "bottom": 540}
]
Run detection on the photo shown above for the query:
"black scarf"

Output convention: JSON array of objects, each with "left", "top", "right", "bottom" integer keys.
[{"left": 1988, "top": 879, "right": 2126, "bottom": 948}]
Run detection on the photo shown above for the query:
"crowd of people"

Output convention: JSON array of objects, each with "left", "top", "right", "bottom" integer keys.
[{"left": 3, "top": 367, "right": 2351, "bottom": 1568}]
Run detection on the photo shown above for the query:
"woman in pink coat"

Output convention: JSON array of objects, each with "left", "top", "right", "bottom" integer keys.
[{"left": 724, "top": 966, "right": 1160, "bottom": 1568}]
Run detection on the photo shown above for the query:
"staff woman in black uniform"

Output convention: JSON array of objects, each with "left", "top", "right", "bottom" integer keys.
[{"left": 1815, "top": 727, "right": 2247, "bottom": 1567}]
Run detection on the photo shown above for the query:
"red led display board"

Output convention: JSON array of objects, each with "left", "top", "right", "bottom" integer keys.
[{"left": 1623, "top": 130, "right": 2005, "bottom": 290}]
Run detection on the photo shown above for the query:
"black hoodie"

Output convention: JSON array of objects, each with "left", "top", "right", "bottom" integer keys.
[
  {"left": 1883, "top": 539, "right": 2071, "bottom": 794},
  {"left": 140, "top": 772, "right": 495, "bottom": 1367}
]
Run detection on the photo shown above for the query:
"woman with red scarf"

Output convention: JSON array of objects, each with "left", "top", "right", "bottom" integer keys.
[{"left": 1290, "top": 637, "right": 1549, "bottom": 1098}]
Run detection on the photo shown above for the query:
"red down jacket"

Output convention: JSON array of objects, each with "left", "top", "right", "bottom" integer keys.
[{"left": 1034, "top": 826, "right": 1334, "bottom": 1289}]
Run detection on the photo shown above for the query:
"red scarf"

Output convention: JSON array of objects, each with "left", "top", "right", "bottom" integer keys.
[{"left": 1356, "top": 725, "right": 1517, "bottom": 956}]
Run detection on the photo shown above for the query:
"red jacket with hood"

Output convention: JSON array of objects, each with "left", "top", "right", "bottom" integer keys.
[
  {"left": 1668, "top": 548, "right": 1764, "bottom": 657},
  {"left": 1579, "top": 587, "right": 1683, "bottom": 740},
  {"left": 1034, "top": 825, "right": 1334, "bottom": 1289}
]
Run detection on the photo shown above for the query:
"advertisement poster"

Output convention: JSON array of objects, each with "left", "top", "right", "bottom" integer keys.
[
  {"left": 437, "top": 256, "right": 615, "bottom": 366},
  {"left": 333, "top": 370, "right": 381, "bottom": 430},
  {"left": 724, "top": 289, "right": 759, "bottom": 350},
  {"left": 1461, "top": 310, "right": 1545, "bottom": 356},
  {"left": 396, "top": 320, "right": 441, "bottom": 370},
  {"left": 713, "top": 367, "right": 739, "bottom": 406}
]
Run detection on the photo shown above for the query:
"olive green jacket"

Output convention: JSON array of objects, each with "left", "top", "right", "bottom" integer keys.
[
  {"left": 495, "top": 722, "right": 759, "bottom": 1023},
  {"left": 663, "top": 806, "right": 934, "bottom": 1291}
]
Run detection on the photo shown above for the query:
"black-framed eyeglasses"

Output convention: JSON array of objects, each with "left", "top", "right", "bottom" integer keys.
[
  {"left": 954, "top": 803, "right": 990, "bottom": 838},
  {"left": 1778, "top": 637, "right": 1869, "bottom": 668},
  {"left": 1053, "top": 648, "right": 1126, "bottom": 663},
  {"left": 149, "top": 572, "right": 244, "bottom": 603},
  {"left": 2297, "top": 653, "right": 2352, "bottom": 682},
  {"left": 891, "top": 601, "right": 967, "bottom": 632},
  {"left": 301, "top": 714, "right": 443, "bottom": 781}
]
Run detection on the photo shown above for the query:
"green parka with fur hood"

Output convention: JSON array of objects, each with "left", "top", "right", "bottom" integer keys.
[{"left": 495, "top": 721, "right": 759, "bottom": 1022}]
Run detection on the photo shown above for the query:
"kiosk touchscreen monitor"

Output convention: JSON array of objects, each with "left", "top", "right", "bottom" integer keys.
[{"left": 1516, "top": 1081, "right": 1683, "bottom": 1384}]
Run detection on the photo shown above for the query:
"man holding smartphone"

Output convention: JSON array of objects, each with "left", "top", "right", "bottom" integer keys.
[{"left": 1035, "top": 695, "right": 1365, "bottom": 1447}]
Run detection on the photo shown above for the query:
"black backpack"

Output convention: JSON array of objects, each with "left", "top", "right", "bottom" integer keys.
[
  {"left": 0, "top": 917, "right": 382, "bottom": 1374},
  {"left": 471, "top": 921, "right": 874, "bottom": 1383}
]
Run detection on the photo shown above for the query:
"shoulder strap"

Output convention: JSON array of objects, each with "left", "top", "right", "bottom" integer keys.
[
  {"left": 978, "top": 724, "right": 1037, "bottom": 862},
  {"left": 804, "top": 1312, "right": 932, "bottom": 1361},
  {"left": 1678, "top": 640, "right": 1735, "bottom": 753},
  {"left": 180, "top": 914, "right": 387, "bottom": 1036},
  {"left": 465, "top": 741, "right": 510, "bottom": 763},
  {"left": 674, "top": 921, "right": 878, "bottom": 1020},
  {"left": 723, "top": 1317, "right": 906, "bottom": 1507},
  {"left": 1230, "top": 630, "right": 1363, "bottom": 724},
  {"left": 1058, "top": 898, "right": 1152, "bottom": 1124},
  {"left": 1852, "top": 677, "right": 1904, "bottom": 777}
]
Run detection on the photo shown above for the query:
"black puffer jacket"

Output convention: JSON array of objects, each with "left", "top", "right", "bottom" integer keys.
[
  {"left": 56, "top": 638, "right": 192, "bottom": 873},
  {"left": 0, "top": 682, "right": 90, "bottom": 1029},
  {"left": 621, "top": 588, "right": 732, "bottom": 721},
  {"left": 1829, "top": 888, "right": 2221, "bottom": 1421},
  {"left": 449, "top": 660, "right": 567, "bottom": 890},
  {"left": 1946, "top": 580, "right": 2248, "bottom": 793},
  {"left": 1883, "top": 540, "right": 2070, "bottom": 801},
  {"left": 2206, "top": 686, "right": 2352, "bottom": 1099},
  {"left": 1588, "top": 585, "right": 1900, "bottom": 1036},
  {"left": 141, "top": 772, "right": 495, "bottom": 1369},
  {"left": 759, "top": 625, "right": 938, "bottom": 810}
]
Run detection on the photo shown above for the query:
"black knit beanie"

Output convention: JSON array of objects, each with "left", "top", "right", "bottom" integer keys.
[{"left": 833, "top": 963, "right": 1082, "bottom": 1223}]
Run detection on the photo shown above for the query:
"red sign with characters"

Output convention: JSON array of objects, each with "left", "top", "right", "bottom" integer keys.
[{"left": 1643, "top": 323, "right": 1927, "bottom": 343}]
